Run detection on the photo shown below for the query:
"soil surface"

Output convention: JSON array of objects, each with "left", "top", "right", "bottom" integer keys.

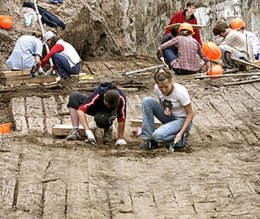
[{"left": 0, "top": 57, "right": 260, "bottom": 218}]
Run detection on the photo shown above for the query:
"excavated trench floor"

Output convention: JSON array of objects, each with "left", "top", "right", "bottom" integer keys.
[{"left": 0, "top": 57, "right": 260, "bottom": 218}]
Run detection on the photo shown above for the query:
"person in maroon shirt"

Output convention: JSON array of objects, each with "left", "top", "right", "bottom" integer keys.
[{"left": 163, "top": 1, "right": 202, "bottom": 46}]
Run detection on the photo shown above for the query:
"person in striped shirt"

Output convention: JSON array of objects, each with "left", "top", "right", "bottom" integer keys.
[
  {"left": 158, "top": 23, "right": 210, "bottom": 75},
  {"left": 66, "top": 82, "right": 127, "bottom": 146},
  {"left": 6, "top": 33, "right": 43, "bottom": 71}
]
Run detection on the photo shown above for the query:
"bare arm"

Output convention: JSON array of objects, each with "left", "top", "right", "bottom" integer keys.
[
  {"left": 77, "top": 110, "right": 91, "bottom": 130},
  {"left": 117, "top": 121, "right": 125, "bottom": 139},
  {"left": 175, "top": 103, "right": 193, "bottom": 143}
]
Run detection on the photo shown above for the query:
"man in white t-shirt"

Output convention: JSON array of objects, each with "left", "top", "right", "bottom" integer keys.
[
  {"left": 213, "top": 20, "right": 255, "bottom": 70},
  {"left": 230, "top": 18, "right": 260, "bottom": 60},
  {"left": 139, "top": 69, "right": 193, "bottom": 151}
]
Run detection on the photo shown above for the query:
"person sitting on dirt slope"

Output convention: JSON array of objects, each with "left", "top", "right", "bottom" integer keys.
[
  {"left": 6, "top": 32, "right": 43, "bottom": 72},
  {"left": 41, "top": 31, "right": 81, "bottom": 79},
  {"left": 163, "top": 1, "right": 202, "bottom": 46},
  {"left": 213, "top": 20, "right": 255, "bottom": 70},
  {"left": 230, "top": 18, "right": 260, "bottom": 60},
  {"left": 139, "top": 69, "right": 193, "bottom": 152},
  {"left": 67, "top": 82, "right": 127, "bottom": 146},
  {"left": 158, "top": 23, "right": 210, "bottom": 75}
]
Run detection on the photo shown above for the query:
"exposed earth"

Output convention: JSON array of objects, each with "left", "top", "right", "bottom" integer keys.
[
  {"left": 0, "top": 0, "right": 260, "bottom": 218},
  {"left": 0, "top": 56, "right": 260, "bottom": 218}
]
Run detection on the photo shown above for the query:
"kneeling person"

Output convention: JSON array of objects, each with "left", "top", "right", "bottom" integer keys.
[
  {"left": 67, "top": 82, "right": 127, "bottom": 145},
  {"left": 140, "top": 69, "right": 193, "bottom": 151}
]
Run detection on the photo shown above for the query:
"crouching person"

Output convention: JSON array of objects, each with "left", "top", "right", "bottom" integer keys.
[
  {"left": 67, "top": 82, "right": 127, "bottom": 146},
  {"left": 41, "top": 31, "right": 81, "bottom": 79},
  {"left": 158, "top": 23, "right": 210, "bottom": 75},
  {"left": 140, "top": 69, "right": 193, "bottom": 151}
]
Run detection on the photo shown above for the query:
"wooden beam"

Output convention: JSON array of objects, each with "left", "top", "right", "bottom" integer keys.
[
  {"left": 0, "top": 70, "right": 31, "bottom": 78},
  {"left": 164, "top": 23, "right": 205, "bottom": 30},
  {"left": 1, "top": 75, "right": 56, "bottom": 86},
  {"left": 231, "top": 57, "right": 260, "bottom": 69},
  {"left": 52, "top": 124, "right": 96, "bottom": 137},
  {"left": 224, "top": 78, "right": 260, "bottom": 86},
  {"left": 130, "top": 119, "right": 161, "bottom": 128},
  {"left": 195, "top": 72, "right": 260, "bottom": 79}
]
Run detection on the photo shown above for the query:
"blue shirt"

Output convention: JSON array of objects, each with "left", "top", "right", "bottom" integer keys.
[{"left": 6, "top": 35, "right": 43, "bottom": 70}]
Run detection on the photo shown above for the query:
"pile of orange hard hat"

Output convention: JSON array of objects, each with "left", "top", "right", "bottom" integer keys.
[
  {"left": 207, "top": 64, "right": 223, "bottom": 78},
  {"left": 202, "top": 41, "right": 222, "bottom": 61},
  {"left": 0, "top": 16, "right": 13, "bottom": 30}
]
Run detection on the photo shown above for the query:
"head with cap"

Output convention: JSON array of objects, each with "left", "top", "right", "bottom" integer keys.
[{"left": 42, "top": 31, "right": 55, "bottom": 45}]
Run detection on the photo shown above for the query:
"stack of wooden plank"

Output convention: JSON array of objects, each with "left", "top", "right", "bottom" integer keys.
[{"left": 0, "top": 70, "right": 56, "bottom": 86}]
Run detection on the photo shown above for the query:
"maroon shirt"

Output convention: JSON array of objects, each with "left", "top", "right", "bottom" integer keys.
[{"left": 164, "top": 10, "right": 202, "bottom": 46}]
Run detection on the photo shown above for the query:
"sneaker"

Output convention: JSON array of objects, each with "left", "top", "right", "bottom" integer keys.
[
  {"left": 67, "top": 129, "right": 81, "bottom": 140},
  {"left": 139, "top": 139, "right": 158, "bottom": 150},
  {"left": 174, "top": 146, "right": 193, "bottom": 153},
  {"left": 103, "top": 127, "right": 113, "bottom": 142}
]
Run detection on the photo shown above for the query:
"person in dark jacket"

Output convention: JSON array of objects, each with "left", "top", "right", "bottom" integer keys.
[{"left": 67, "top": 82, "right": 127, "bottom": 145}]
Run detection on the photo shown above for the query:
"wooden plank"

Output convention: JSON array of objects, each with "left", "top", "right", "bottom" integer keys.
[
  {"left": 52, "top": 124, "right": 96, "bottom": 137},
  {"left": 224, "top": 79, "right": 260, "bottom": 86},
  {"left": 0, "top": 70, "right": 31, "bottom": 78},
  {"left": 1, "top": 76, "right": 56, "bottom": 86},
  {"left": 231, "top": 57, "right": 260, "bottom": 69},
  {"left": 164, "top": 23, "right": 205, "bottom": 30},
  {"left": 195, "top": 72, "right": 260, "bottom": 79},
  {"left": 130, "top": 119, "right": 161, "bottom": 128}
]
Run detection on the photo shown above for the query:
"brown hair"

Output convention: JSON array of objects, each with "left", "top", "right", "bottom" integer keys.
[
  {"left": 49, "top": 35, "right": 61, "bottom": 48},
  {"left": 105, "top": 89, "right": 120, "bottom": 108},
  {"left": 186, "top": 1, "right": 197, "bottom": 7},
  {"left": 154, "top": 69, "right": 172, "bottom": 83},
  {"left": 213, "top": 21, "right": 229, "bottom": 36}
]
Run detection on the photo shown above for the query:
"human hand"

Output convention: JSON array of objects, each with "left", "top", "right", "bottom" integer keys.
[
  {"left": 85, "top": 130, "right": 96, "bottom": 144},
  {"left": 115, "top": 139, "right": 127, "bottom": 146},
  {"left": 37, "top": 66, "right": 45, "bottom": 75},
  {"left": 45, "top": 67, "right": 54, "bottom": 76},
  {"left": 174, "top": 132, "right": 182, "bottom": 145},
  {"left": 160, "top": 57, "right": 170, "bottom": 69}
]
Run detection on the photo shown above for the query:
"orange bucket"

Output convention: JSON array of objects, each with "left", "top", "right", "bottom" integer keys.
[{"left": 0, "top": 123, "right": 11, "bottom": 134}]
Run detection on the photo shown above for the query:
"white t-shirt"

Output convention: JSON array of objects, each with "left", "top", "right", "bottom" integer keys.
[{"left": 154, "top": 82, "right": 191, "bottom": 117}]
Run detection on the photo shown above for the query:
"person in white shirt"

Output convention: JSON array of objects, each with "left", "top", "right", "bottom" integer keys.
[
  {"left": 213, "top": 20, "right": 255, "bottom": 69},
  {"left": 139, "top": 69, "right": 193, "bottom": 151},
  {"left": 41, "top": 31, "right": 81, "bottom": 79},
  {"left": 230, "top": 18, "right": 260, "bottom": 60}
]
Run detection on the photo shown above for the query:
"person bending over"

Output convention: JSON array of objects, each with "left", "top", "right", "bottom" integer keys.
[{"left": 67, "top": 82, "right": 127, "bottom": 146}]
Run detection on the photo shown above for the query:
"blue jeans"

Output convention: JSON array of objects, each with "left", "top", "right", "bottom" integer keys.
[
  {"left": 141, "top": 97, "right": 192, "bottom": 147},
  {"left": 52, "top": 53, "right": 80, "bottom": 79},
  {"left": 163, "top": 48, "right": 177, "bottom": 63}
]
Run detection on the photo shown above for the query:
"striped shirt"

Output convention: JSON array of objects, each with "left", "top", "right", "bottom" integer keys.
[
  {"left": 6, "top": 35, "right": 42, "bottom": 70},
  {"left": 160, "top": 35, "right": 209, "bottom": 71}
]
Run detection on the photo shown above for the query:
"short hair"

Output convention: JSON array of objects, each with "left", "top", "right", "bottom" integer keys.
[
  {"left": 213, "top": 21, "right": 229, "bottom": 36},
  {"left": 105, "top": 89, "right": 120, "bottom": 108},
  {"left": 186, "top": 1, "right": 197, "bottom": 7},
  {"left": 154, "top": 69, "right": 172, "bottom": 83}
]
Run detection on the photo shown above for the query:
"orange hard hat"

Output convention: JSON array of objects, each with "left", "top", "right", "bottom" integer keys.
[
  {"left": 230, "top": 18, "right": 245, "bottom": 30},
  {"left": 207, "top": 64, "right": 223, "bottom": 77},
  {"left": 0, "top": 17, "right": 13, "bottom": 30},
  {"left": 178, "top": 22, "right": 195, "bottom": 34},
  {"left": 202, "top": 41, "right": 222, "bottom": 61}
]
